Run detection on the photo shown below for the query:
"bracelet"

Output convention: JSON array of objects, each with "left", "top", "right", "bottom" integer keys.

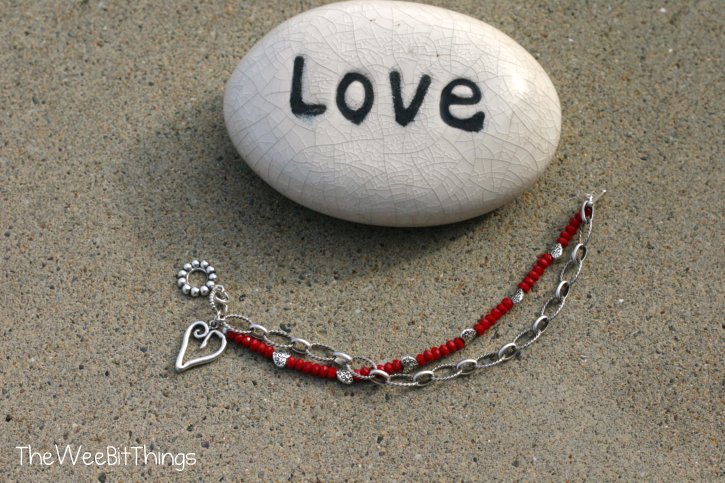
[{"left": 174, "top": 190, "right": 605, "bottom": 388}]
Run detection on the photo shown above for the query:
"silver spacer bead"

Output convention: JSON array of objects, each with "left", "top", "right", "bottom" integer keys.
[
  {"left": 199, "top": 285, "right": 210, "bottom": 297},
  {"left": 272, "top": 351, "right": 290, "bottom": 368},
  {"left": 336, "top": 368, "right": 354, "bottom": 385},
  {"left": 550, "top": 243, "right": 564, "bottom": 259},
  {"left": 191, "top": 259, "right": 200, "bottom": 268},
  {"left": 511, "top": 288, "right": 524, "bottom": 304},
  {"left": 183, "top": 262, "right": 192, "bottom": 271},
  {"left": 401, "top": 355, "right": 418, "bottom": 372},
  {"left": 460, "top": 328, "right": 476, "bottom": 343},
  {"left": 200, "top": 260, "right": 209, "bottom": 269},
  {"left": 206, "top": 266, "right": 215, "bottom": 274},
  {"left": 177, "top": 278, "right": 186, "bottom": 288},
  {"left": 181, "top": 284, "right": 191, "bottom": 295},
  {"left": 190, "top": 287, "right": 200, "bottom": 297}
]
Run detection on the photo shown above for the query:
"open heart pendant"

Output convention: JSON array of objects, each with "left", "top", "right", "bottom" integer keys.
[{"left": 175, "top": 320, "right": 227, "bottom": 372}]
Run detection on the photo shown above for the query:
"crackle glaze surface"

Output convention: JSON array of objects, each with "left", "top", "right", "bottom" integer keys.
[{"left": 224, "top": 0, "right": 561, "bottom": 226}]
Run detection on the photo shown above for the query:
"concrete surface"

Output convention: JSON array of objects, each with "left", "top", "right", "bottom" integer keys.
[{"left": 1, "top": 1, "right": 721, "bottom": 481}]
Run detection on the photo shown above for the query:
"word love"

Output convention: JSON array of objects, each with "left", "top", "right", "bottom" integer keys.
[{"left": 291, "top": 56, "right": 485, "bottom": 132}]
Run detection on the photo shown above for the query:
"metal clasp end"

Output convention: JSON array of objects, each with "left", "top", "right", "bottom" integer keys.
[{"left": 587, "top": 189, "right": 607, "bottom": 205}]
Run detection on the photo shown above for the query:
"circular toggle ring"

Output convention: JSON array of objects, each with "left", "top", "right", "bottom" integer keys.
[{"left": 177, "top": 259, "right": 218, "bottom": 297}]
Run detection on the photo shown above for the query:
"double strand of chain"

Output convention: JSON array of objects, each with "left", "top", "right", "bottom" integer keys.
[{"left": 189, "top": 192, "right": 602, "bottom": 388}]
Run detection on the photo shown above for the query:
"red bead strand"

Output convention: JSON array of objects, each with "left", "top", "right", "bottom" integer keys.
[
  {"left": 389, "top": 205, "right": 583, "bottom": 371},
  {"left": 226, "top": 331, "right": 337, "bottom": 381}
]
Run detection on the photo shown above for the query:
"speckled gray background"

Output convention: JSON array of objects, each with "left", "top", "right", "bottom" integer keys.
[{"left": 1, "top": 1, "right": 722, "bottom": 481}]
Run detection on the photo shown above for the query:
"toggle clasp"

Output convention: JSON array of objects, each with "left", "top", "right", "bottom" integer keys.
[{"left": 177, "top": 259, "right": 218, "bottom": 297}]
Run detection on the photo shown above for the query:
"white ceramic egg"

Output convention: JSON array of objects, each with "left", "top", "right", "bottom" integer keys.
[{"left": 224, "top": 1, "right": 561, "bottom": 226}]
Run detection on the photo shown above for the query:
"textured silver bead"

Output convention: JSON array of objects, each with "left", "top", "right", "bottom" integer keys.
[
  {"left": 550, "top": 243, "right": 563, "bottom": 259},
  {"left": 460, "top": 328, "right": 476, "bottom": 343},
  {"left": 336, "top": 368, "right": 354, "bottom": 385},
  {"left": 272, "top": 351, "right": 290, "bottom": 368},
  {"left": 511, "top": 288, "right": 524, "bottom": 304},
  {"left": 401, "top": 355, "right": 418, "bottom": 372}
]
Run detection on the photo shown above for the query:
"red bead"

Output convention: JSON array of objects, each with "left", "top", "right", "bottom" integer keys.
[
  {"left": 241, "top": 336, "right": 252, "bottom": 347},
  {"left": 502, "top": 297, "right": 513, "bottom": 310},
  {"left": 532, "top": 265, "right": 544, "bottom": 276},
  {"left": 360, "top": 367, "right": 370, "bottom": 377},
  {"left": 541, "top": 253, "right": 553, "bottom": 263},
  {"left": 518, "top": 281, "right": 531, "bottom": 293},
  {"left": 311, "top": 364, "right": 321, "bottom": 377},
  {"left": 454, "top": 337, "right": 465, "bottom": 349},
  {"left": 431, "top": 347, "right": 441, "bottom": 360},
  {"left": 497, "top": 302, "right": 509, "bottom": 314},
  {"left": 474, "top": 323, "right": 485, "bottom": 336},
  {"left": 384, "top": 362, "right": 393, "bottom": 373},
  {"left": 575, "top": 211, "right": 582, "bottom": 222},
  {"left": 566, "top": 225, "right": 577, "bottom": 236},
  {"left": 484, "top": 315, "right": 495, "bottom": 326},
  {"left": 303, "top": 361, "right": 314, "bottom": 374},
  {"left": 392, "top": 359, "right": 403, "bottom": 373},
  {"left": 528, "top": 270, "right": 540, "bottom": 282},
  {"left": 327, "top": 367, "right": 337, "bottom": 380},
  {"left": 439, "top": 344, "right": 450, "bottom": 357},
  {"left": 265, "top": 346, "right": 274, "bottom": 358},
  {"left": 584, "top": 205, "right": 592, "bottom": 217},
  {"left": 524, "top": 276, "right": 536, "bottom": 287},
  {"left": 490, "top": 308, "right": 502, "bottom": 320},
  {"left": 318, "top": 366, "right": 329, "bottom": 378},
  {"left": 249, "top": 339, "right": 260, "bottom": 352},
  {"left": 446, "top": 340, "right": 457, "bottom": 353},
  {"left": 557, "top": 236, "right": 569, "bottom": 248},
  {"left": 537, "top": 257, "right": 550, "bottom": 269},
  {"left": 423, "top": 350, "right": 434, "bottom": 364},
  {"left": 226, "top": 331, "right": 236, "bottom": 340},
  {"left": 416, "top": 353, "right": 427, "bottom": 366},
  {"left": 377, "top": 364, "right": 384, "bottom": 371},
  {"left": 231, "top": 333, "right": 243, "bottom": 345},
  {"left": 559, "top": 230, "right": 571, "bottom": 241}
]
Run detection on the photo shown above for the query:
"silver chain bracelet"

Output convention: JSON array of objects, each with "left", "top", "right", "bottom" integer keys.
[{"left": 173, "top": 191, "right": 605, "bottom": 388}]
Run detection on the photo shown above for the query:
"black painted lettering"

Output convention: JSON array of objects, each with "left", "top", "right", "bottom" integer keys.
[
  {"left": 389, "top": 71, "right": 431, "bottom": 127},
  {"left": 336, "top": 72, "right": 374, "bottom": 125},
  {"left": 439, "top": 79, "right": 485, "bottom": 132},
  {"left": 290, "top": 56, "right": 327, "bottom": 117}
]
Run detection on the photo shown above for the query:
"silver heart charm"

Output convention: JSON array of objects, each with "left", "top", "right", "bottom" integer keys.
[{"left": 175, "top": 321, "right": 227, "bottom": 372}]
